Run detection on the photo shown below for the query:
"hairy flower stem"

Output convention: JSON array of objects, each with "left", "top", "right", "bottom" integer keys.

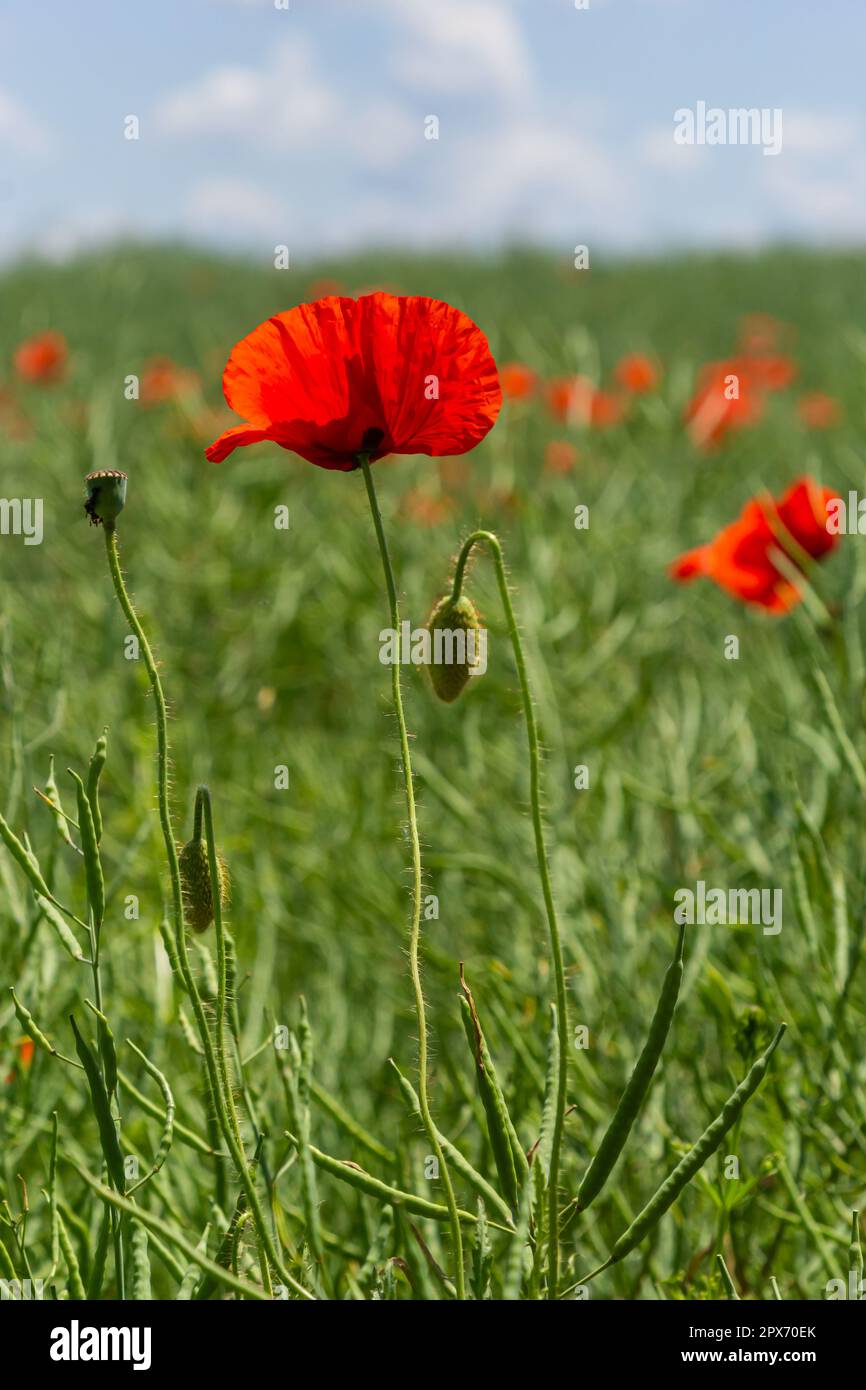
[
  {"left": 451, "top": 530, "right": 569, "bottom": 1298},
  {"left": 102, "top": 524, "right": 309, "bottom": 1299},
  {"left": 359, "top": 455, "right": 466, "bottom": 1300}
]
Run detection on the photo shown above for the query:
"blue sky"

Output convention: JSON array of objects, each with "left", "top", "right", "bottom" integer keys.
[{"left": 0, "top": 0, "right": 864, "bottom": 262}]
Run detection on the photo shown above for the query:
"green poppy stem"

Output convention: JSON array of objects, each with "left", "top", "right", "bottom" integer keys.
[
  {"left": 451, "top": 529, "right": 570, "bottom": 1298},
  {"left": 358, "top": 454, "right": 466, "bottom": 1301}
]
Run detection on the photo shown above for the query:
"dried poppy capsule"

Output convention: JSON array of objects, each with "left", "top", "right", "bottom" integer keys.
[
  {"left": 426, "top": 593, "right": 483, "bottom": 704},
  {"left": 178, "top": 836, "right": 230, "bottom": 933},
  {"left": 84, "top": 469, "right": 128, "bottom": 528}
]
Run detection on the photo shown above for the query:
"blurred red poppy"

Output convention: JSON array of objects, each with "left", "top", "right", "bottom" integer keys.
[
  {"left": 546, "top": 376, "right": 624, "bottom": 428},
  {"left": 670, "top": 477, "right": 839, "bottom": 613},
  {"left": 615, "top": 353, "right": 659, "bottom": 394},
  {"left": 738, "top": 313, "right": 787, "bottom": 354},
  {"left": 544, "top": 440, "right": 578, "bottom": 474},
  {"left": 4, "top": 1037, "right": 34, "bottom": 1083},
  {"left": 206, "top": 294, "right": 501, "bottom": 471},
  {"left": 684, "top": 357, "right": 764, "bottom": 448},
  {"left": 14, "top": 330, "right": 67, "bottom": 384},
  {"left": 499, "top": 361, "right": 537, "bottom": 400},
  {"left": 743, "top": 353, "right": 797, "bottom": 392},
  {"left": 0, "top": 385, "right": 31, "bottom": 440},
  {"left": 399, "top": 489, "right": 456, "bottom": 526},
  {"left": 798, "top": 392, "right": 842, "bottom": 429},
  {"left": 140, "top": 356, "right": 200, "bottom": 406}
]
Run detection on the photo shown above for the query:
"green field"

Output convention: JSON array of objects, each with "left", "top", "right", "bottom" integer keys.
[{"left": 2, "top": 244, "right": 865, "bottom": 1300}]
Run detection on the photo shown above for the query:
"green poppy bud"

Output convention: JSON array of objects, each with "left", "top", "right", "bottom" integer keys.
[
  {"left": 84, "top": 469, "right": 128, "bottom": 527},
  {"left": 179, "top": 837, "right": 230, "bottom": 933},
  {"left": 426, "top": 593, "right": 484, "bottom": 703}
]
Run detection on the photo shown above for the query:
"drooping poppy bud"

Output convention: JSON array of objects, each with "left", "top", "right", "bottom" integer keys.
[
  {"left": 179, "top": 836, "right": 230, "bottom": 933},
  {"left": 426, "top": 593, "right": 484, "bottom": 703},
  {"left": 84, "top": 469, "right": 128, "bottom": 527}
]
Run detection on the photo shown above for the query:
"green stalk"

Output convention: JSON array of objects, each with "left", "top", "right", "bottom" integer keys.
[
  {"left": 102, "top": 523, "right": 307, "bottom": 1300},
  {"left": 451, "top": 529, "right": 569, "bottom": 1298},
  {"left": 359, "top": 455, "right": 465, "bottom": 1300}
]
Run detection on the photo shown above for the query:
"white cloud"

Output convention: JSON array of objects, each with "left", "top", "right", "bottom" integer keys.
[
  {"left": 155, "top": 41, "right": 337, "bottom": 148},
  {"left": 779, "top": 110, "right": 860, "bottom": 157},
  {"left": 154, "top": 39, "right": 415, "bottom": 173},
  {"left": 31, "top": 208, "right": 134, "bottom": 261},
  {"left": 0, "top": 88, "right": 53, "bottom": 157},
  {"left": 184, "top": 178, "right": 288, "bottom": 238},
  {"left": 384, "top": 0, "right": 531, "bottom": 97},
  {"left": 637, "top": 125, "right": 705, "bottom": 172}
]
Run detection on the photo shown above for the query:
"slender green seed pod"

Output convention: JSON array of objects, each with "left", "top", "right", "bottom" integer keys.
[
  {"left": 388, "top": 1057, "right": 514, "bottom": 1227},
  {"left": 36, "top": 894, "right": 87, "bottom": 962},
  {"left": 0, "top": 1233, "right": 16, "bottom": 1280},
  {"left": 84, "top": 999, "right": 118, "bottom": 1100},
  {"left": 426, "top": 593, "right": 484, "bottom": 703},
  {"left": 157, "top": 914, "right": 181, "bottom": 977},
  {"left": 178, "top": 836, "right": 229, "bottom": 933},
  {"left": 602, "top": 1023, "right": 786, "bottom": 1271},
  {"left": 0, "top": 811, "right": 53, "bottom": 899},
  {"left": 86, "top": 731, "right": 108, "bottom": 845},
  {"left": 69, "top": 1015, "right": 126, "bottom": 1194},
  {"left": 47, "top": 1113, "right": 60, "bottom": 1278},
  {"left": 131, "top": 1224, "right": 152, "bottom": 1300},
  {"left": 118, "top": 1069, "right": 218, "bottom": 1159},
  {"left": 69, "top": 769, "right": 104, "bottom": 930},
  {"left": 460, "top": 974, "right": 523, "bottom": 1212},
  {"left": 126, "top": 1040, "right": 175, "bottom": 1185},
  {"left": 311, "top": 1075, "right": 395, "bottom": 1166},
  {"left": 176, "top": 1224, "right": 211, "bottom": 1300},
  {"left": 503, "top": 1171, "right": 534, "bottom": 1301},
  {"left": 577, "top": 923, "right": 686, "bottom": 1212},
  {"left": 287, "top": 1132, "right": 495, "bottom": 1230},
  {"left": 86, "top": 1206, "right": 111, "bottom": 1299},
  {"left": 10, "top": 987, "right": 55, "bottom": 1056},
  {"left": 769, "top": 1275, "right": 783, "bottom": 1300},
  {"left": 849, "top": 1211, "right": 863, "bottom": 1283},
  {"left": 44, "top": 756, "right": 74, "bottom": 847},
  {"left": 57, "top": 1214, "right": 86, "bottom": 1300}
]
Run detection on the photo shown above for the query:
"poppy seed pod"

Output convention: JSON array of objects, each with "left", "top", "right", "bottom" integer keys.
[
  {"left": 179, "top": 836, "right": 230, "bottom": 933},
  {"left": 84, "top": 469, "right": 128, "bottom": 527},
  {"left": 426, "top": 593, "right": 484, "bottom": 704}
]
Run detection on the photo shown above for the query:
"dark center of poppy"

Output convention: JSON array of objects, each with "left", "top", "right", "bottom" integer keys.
[{"left": 361, "top": 426, "right": 385, "bottom": 452}]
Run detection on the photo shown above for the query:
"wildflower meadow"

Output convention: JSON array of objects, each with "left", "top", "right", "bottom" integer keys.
[{"left": 2, "top": 239, "right": 865, "bottom": 1328}]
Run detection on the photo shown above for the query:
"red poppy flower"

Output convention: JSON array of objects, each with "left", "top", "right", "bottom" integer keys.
[
  {"left": 499, "top": 361, "right": 537, "bottom": 401},
  {"left": 670, "top": 477, "right": 839, "bottom": 613},
  {"left": 546, "top": 376, "right": 624, "bottom": 428},
  {"left": 14, "top": 330, "right": 67, "bottom": 384},
  {"left": 684, "top": 357, "right": 764, "bottom": 448},
  {"left": 615, "top": 353, "right": 659, "bottom": 394},
  {"left": 798, "top": 392, "right": 842, "bottom": 429},
  {"left": 205, "top": 293, "right": 501, "bottom": 471}
]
